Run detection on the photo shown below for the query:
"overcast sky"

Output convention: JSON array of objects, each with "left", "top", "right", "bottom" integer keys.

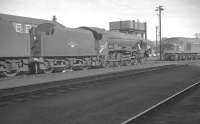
[{"left": 1, "top": 0, "right": 200, "bottom": 40}]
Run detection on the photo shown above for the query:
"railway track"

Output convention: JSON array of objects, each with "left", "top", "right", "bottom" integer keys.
[
  {"left": 121, "top": 80, "right": 200, "bottom": 124},
  {"left": 0, "top": 64, "right": 183, "bottom": 107}
]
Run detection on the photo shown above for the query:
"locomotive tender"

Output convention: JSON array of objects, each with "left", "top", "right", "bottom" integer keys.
[{"left": 0, "top": 14, "right": 148, "bottom": 77}]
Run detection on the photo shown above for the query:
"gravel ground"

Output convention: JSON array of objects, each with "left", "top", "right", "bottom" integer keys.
[
  {"left": 0, "top": 65, "right": 200, "bottom": 124},
  {"left": 138, "top": 86, "right": 200, "bottom": 124},
  {"left": 0, "top": 60, "right": 178, "bottom": 90}
]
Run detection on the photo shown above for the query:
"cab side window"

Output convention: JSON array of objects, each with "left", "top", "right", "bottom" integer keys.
[
  {"left": 25, "top": 24, "right": 32, "bottom": 33},
  {"left": 16, "top": 23, "right": 22, "bottom": 33}
]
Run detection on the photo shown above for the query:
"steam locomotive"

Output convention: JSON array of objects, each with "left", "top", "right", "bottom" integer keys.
[{"left": 0, "top": 16, "right": 149, "bottom": 77}]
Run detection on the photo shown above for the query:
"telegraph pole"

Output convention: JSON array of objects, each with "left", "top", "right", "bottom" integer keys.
[
  {"left": 155, "top": 5, "right": 164, "bottom": 60},
  {"left": 155, "top": 26, "right": 158, "bottom": 52}
]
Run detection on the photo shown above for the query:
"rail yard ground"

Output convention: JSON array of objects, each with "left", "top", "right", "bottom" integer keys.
[
  {"left": 0, "top": 60, "right": 178, "bottom": 90},
  {"left": 135, "top": 83, "right": 200, "bottom": 124},
  {"left": 0, "top": 60, "right": 200, "bottom": 124}
]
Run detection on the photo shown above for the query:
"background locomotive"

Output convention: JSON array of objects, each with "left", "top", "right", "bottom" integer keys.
[
  {"left": 0, "top": 14, "right": 149, "bottom": 77},
  {"left": 162, "top": 37, "right": 200, "bottom": 61}
]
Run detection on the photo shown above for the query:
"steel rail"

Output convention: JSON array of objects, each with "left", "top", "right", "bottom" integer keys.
[{"left": 121, "top": 80, "right": 200, "bottom": 124}]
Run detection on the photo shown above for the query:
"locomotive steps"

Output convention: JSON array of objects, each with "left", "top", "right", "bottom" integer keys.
[{"left": 0, "top": 62, "right": 186, "bottom": 106}]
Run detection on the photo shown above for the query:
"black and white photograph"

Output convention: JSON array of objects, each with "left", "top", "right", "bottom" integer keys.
[{"left": 0, "top": 0, "right": 200, "bottom": 124}]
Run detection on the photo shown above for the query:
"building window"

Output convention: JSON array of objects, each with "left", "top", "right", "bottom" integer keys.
[
  {"left": 25, "top": 24, "right": 31, "bottom": 33},
  {"left": 16, "top": 23, "right": 22, "bottom": 32}
]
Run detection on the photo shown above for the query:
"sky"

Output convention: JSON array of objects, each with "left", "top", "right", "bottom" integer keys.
[{"left": 0, "top": 0, "right": 200, "bottom": 40}]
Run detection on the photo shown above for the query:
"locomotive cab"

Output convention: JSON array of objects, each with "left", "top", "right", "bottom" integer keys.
[{"left": 29, "top": 23, "right": 55, "bottom": 74}]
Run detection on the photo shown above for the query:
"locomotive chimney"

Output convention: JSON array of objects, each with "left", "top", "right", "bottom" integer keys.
[{"left": 52, "top": 15, "right": 57, "bottom": 22}]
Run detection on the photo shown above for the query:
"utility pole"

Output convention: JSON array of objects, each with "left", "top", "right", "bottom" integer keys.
[
  {"left": 155, "top": 5, "right": 164, "bottom": 60},
  {"left": 155, "top": 26, "right": 158, "bottom": 52}
]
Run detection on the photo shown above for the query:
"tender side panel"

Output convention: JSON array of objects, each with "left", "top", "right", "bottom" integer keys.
[{"left": 41, "top": 28, "right": 97, "bottom": 57}]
